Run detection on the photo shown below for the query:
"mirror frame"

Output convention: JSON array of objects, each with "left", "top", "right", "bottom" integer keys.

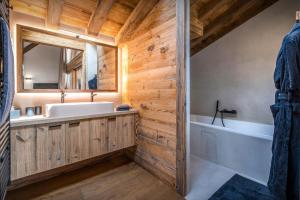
[{"left": 16, "top": 24, "right": 118, "bottom": 93}]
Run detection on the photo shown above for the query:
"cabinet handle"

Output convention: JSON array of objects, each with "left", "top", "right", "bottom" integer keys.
[
  {"left": 69, "top": 121, "right": 80, "bottom": 127},
  {"left": 37, "top": 127, "right": 45, "bottom": 132},
  {"left": 16, "top": 133, "right": 26, "bottom": 142},
  {"left": 108, "top": 116, "right": 116, "bottom": 121},
  {"left": 49, "top": 124, "right": 62, "bottom": 130}
]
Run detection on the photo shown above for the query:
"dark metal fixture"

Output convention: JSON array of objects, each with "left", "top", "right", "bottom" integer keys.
[
  {"left": 91, "top": 91, "right": 97, "bottom": 102},
  {"left": 60, "top": 90, "right": 66, "bottom": 103},
  {"left": 211, "top": 100, "right": 237, "bottom": 127}
]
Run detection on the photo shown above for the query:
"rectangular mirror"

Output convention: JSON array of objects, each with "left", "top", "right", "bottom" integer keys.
[{"left": 17, "top": 25, "right": 118, "bottom": 92}]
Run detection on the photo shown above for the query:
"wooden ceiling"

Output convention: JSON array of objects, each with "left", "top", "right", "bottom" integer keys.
[
  {"left": 191, "top": 0, "right": 278, "bottom": 56},
  {"left": 10, "top": 0, "right": 159, "bottom": 44},
  {"left": 11, "top": 0, "right": 279, "bottom": 51}
]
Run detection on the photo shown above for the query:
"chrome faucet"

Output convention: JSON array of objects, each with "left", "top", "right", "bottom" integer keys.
[
  {"left": 61, "top": 90, "right": 66, "bottom": 103},
  {"left": 91, "top": 91, "right": 97, "bottom": 102}
]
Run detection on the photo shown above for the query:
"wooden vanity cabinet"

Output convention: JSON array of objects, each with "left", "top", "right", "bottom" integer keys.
[
  {"left": 11, "top": 113, "right": 136, "bottom": 181},
  {"left": 11, "top": 123, "right": 66, "bottom": 180}
]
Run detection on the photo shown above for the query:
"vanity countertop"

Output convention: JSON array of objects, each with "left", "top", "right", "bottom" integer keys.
[{"left": 10, "top": 109, "right": 138, "bottom": 128}]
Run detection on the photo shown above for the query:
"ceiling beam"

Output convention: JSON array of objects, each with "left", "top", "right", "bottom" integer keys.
[
  {"left": 191, "top": 0, "right": 278, "bottom": 55},
  {"left": 23, "top": 43, "right": 39, "bottom": 54},
  {"left": 200, "top": 0, "right": 239, "bottom": 27},
  {"left": 204, "top": 0, "right": 249, "bottom": 35},
  {"left": 190, "top": 16, "right": 203, "bottom": 40},
  {"left": 116, "top": 0, "right": 159, "bottom": 44},
  {"left": 46, "top": 0, "right": 64, "bottom": 29},
  {"left": 87, "top": 0, "right": 115, "bottom": 36},
  {"left": 197, "top": 0, "right": 221, "bottom": 20},
  {"left": 191, "top": 0, "right": 204, "bottom": 40}
]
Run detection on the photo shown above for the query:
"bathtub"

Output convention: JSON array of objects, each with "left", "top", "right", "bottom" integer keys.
[{"left": 190, "top": 114, "right": 274, "bottom": 184}]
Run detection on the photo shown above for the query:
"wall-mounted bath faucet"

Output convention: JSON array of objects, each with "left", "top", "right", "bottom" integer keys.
[
  {"left": 61, "top": 90, "right": 66, "bottom": 103},
  {"left": 211, "top": 100, "right": 237, "bottom": 127}
]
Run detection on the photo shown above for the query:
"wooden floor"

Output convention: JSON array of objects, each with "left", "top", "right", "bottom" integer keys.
[{"left": 6, "top": 155, "right": 183, "bottom": 200}]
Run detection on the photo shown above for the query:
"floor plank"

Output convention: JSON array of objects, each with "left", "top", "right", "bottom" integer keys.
[{"left": 6, "top": 155, "right": 183, "bottom": 200}]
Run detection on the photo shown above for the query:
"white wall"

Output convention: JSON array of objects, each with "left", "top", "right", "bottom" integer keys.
[
  {"left": 23, "top": 44, "right": 61, "bottom": 89},
  {"left": 190, "top": 0, "right": 300, "bottom": 124}
]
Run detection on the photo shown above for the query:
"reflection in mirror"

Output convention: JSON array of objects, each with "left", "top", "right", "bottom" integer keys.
[
  {"left": 86, "top": 44, "right": 117, "bottom": 91},
  {"left": 23, "top": 41, "right": 84, "bottom": 90}
]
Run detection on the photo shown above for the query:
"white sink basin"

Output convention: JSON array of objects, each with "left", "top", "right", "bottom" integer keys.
[{"left": 45, "top": 102, "right": 114, "bottom": 118}]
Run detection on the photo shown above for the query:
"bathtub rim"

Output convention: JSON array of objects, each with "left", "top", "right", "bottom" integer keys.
[{"left": 190, "top": 116, "right": 273, "bottom": 141}]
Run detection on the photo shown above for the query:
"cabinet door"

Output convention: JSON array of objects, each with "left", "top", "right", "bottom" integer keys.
[
  {"left": 89, "top": 118, "right": 108, "bottom": 157},
  {"left": 66, "top": 120, "right": 90, "bottom": 163},
  {"left": 37, "top": 123, "right": 66, "bottom": 169},
  {"left": 11, "top": 127, "right": 37, "bottom": 180},
  {"left": 109, "top": 115, "right": 135, "bottom": 152},
  {"left": 116, "top": 115, "right": 135, "bottom": 149},
  {"left": 119, "top": 115, "right": 135, "bottom": 148}
]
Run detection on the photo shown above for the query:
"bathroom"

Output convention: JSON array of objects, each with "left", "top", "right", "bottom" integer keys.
[
  {"left": 0, "top": 0, "right": 299, "bottom": 200},
  {"left": 188, "top": 0, "right": 300, "bottom": 199},
  {"left": 0, "top": 0, "right": 184, "bottom": 199}
]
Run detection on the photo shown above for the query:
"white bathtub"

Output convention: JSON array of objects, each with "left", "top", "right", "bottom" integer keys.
[{"left": 190, "top": 114, "right": 274, "bottom": 184}]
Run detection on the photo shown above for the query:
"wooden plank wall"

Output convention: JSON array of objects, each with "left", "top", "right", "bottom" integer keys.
[
  {"left": 125, "top": 0, "right": 177, "bottom": 187},
  {"left": 97, "top": 46, "right": 116, "bottom": 90}
]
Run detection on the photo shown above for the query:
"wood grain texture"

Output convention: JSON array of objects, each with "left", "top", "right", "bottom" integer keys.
[
  {"left": 190, "top": 0, "right": 278, "bottom": 55},
  {"left": 11, "top": 0, "right": 141, "bottom": 38},
  {"left": 89, "top": 118, "right": 109, "bottom": 157},
  {"left": 7, "top": 156, "right": 183, "bottom": 200},
  {"left": 176, "top": 0, "right": 187, "bottom": 195},
  {"left": 116, "top": 0, "right": 160, "bottom": 43},
  {"left": 97, "top": 46, "right": 117, "bottom": 90},
  {"left": 125, "top": 0, "right": 177, "bottom": 188},
  {"left": 87, "top": 0, "right": 115, "bottom": 35},
  {"left": 108, "top": 115, "right": 135, "bottom": 151},
  {"left": 43, "top": 123, "right": 66, "bottom": 169},
  {"left": 66, "top": 120, "right": 90, "bottom": 163},
  {"left": 11, "top": 114, "right": 136, "bottom": 181},
  {"left": 11, "top": 127, "right": 37, "bottom": 180},
  {"left": 21, "top": 27, "right": 85, "bottom": 50},
  {"left": 46, "top": 0, "right": 64, "bottom": 29},
  {"left": 8, "top": 150, "right": 126, "bottom": 190}
]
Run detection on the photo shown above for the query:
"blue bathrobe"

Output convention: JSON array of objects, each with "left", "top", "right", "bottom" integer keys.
[
  {"left": 0, "top": 18, "right": 14, "bottom": 126},
  {"left": 268, "top": 23, "right": 300, "bottom": 200}
]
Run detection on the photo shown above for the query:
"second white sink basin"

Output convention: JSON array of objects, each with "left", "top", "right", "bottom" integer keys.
[{"left": 45, "top": 102, "right": 114, "bottom": 118}]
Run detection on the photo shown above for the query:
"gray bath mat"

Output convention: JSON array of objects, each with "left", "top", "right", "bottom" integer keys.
[{"left": 209, "top": 174, "right": 276, "bottom": 200}]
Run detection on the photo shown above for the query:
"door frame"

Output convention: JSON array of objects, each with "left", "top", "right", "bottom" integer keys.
[{"left": 176, "top": 0, "right": 189, "bottom": 196}]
